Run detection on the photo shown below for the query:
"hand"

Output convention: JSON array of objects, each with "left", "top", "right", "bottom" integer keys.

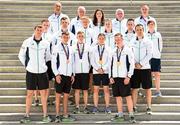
[
  {"left": 97, "top": 68, "right": 104, "bottom": 74},
  {"left": 135, "top": 63, "right": 142, "bottom": 69},
  {"left": 124, "top": 77, "right": 130, "bottom": 85},
  {"left": 110, "top": 78, "right": 115, "bottom": 84},
  {"left": 71, "top": 76, "right": 75, "bottom": 84},
  {"left": 56, "top": 75, "right": 61, "bottom": 84}
]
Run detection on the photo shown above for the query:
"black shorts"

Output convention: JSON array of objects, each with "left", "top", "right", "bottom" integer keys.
[
  {"left": 112, "top": 78, "right": 131, "bottom": 97},
  {"left": 130, "top": 69, "right": 152, "bottom": 89},
  {"left": 93, "top": 74, "right": 109, "bottom": 86},
  {"left": 150, "top": 58, "right": 161, "bottom": 72},
  {"left": 55, "top": 75, "right": 72, "bottom": 94},
  {"left": 46, "top": 61, "right": 55, "bottom": 80},
  {"left": 26, "top": 71, "right": 49, "bottom": 90},
  {"left": 72, "top": 73, "right": 89, "bottom": 90}
]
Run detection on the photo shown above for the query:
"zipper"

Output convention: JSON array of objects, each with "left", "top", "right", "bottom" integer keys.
[
  {"left": 37, "top": 43, "right": 39, "bottom": 73},
  {"left": 139, "top": 41, "right": 140, "bottom": 63}
]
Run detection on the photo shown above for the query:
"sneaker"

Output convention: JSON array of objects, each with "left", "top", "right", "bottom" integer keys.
[
  {"left": 111, "top": 114, "right": 124, "bottom": 122},
  {"left": 42, "top": 115, "right": 52, "bottom": 123},
  {"left": 92, "top": 107, "right": 99, "bottom": 114},
  {"left": 146, "top": 107, "right": 152, "bottom": 115},
  {"left": 47, "top": 99, "right": 51, "bottom": 105},
  {"left": 138, "top": 91, "right": 145, "bottom": 98},
  {"left": 105, "top": 107, "right": 111, "bottom": 114},
  {"left": 61, "top": 115, "right": 76, "bottom": 122},
  {"left": 83, "top": 107, "right": 90, "bottom": 114},
  {"left": 34, "top": 99, "right": 40, "bottom": 106},
  {"left": 129, "top": 115, "right": 136, "bottom": 123},
  {"left": 73, "top": 107, "right": 80, "bottom": 114},
  {"left": 133, "top": 107, "right": 138, "bottom": 113},
  {"left": 54, "top": 115, "right": 61, "bottom": 123},
  {"left": 20, "top": 116, "right": 31, "bottom": 124},
  {"left": 155, "top": 91, "right": 162, "bottom": 97}
]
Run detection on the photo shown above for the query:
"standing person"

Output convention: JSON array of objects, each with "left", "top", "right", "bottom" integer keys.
[
  {"left": 18, "top": 25, "right": 52, "bottom": 123},
  {"left": 130, "top": 24, "right": 153, "bottom": 114},
  {"left": 112, "top": 9, "right": 127, "bottom": 35},
  {"left": 72, "top": 31, "right": 91, "bottom": 114},
  {"left": 109, "top": 33, "right": 136, "bottom": 123},
  {"left": 92, "top": 9, "right": 105, "bottom": 44},
  {"left": 104, "top": 19, "right": 115, "bottom": 50},
  {"left": 51, "top": 32, "right": 75, "bottom": 122},
  {"left": 134, "top": 4, "right": 157, "bottom": 33},
  {"left": 48, "top": 1, "right": 69, "bottom": 34},
  {"left": 91, "top": 33, "right": 111, "bottom": 114},
  {"left": 70, "top": 6, "right": 92, "bottom": 35},
  {"left": 146, "top": 20, "right": 163, "bottom": 97},
  {"left": 123, "top": 18, "right": 136, "bottom": 47}
]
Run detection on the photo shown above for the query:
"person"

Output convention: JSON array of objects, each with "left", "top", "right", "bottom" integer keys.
[
  {"left": 52, "top": 17, "right": 76, "bottom": 47},
  {"left": 70, "top": 6, "right": 92, "bottom": 35},
  {"left": 134, "top": 4, "right": 157, "bottom": 33},
  {"left": 109, "top": 33, "right": 136, "bottom": 123},
  {"left": 48, "top": 1, "right": 69, "bottom": 34},
  {"left": 112, "top": 9, "right": 127, "bottom": 35},
  {"left": 91, "top": 33, "right": 111, "bottom": 114},
  {"left": 51, "top": 32, "right": 75, "bottom": 122},
  {"left": 104, "top": 19, "right": 115, "bottom": 50},
  {"left": 146, "top": 20, "right": 163, "bottom": 97},
  {"left": 18, "top": 25, "right": 52, "bottom": 123},
  {"left": 130, "top": 24, "right": 153, "bottom": 115},
  {"left": 123, "top": 18, "right": 136, "bottom": 47},
  {"left": 72, "top": 31, "right": 91, "bottom": 114},
  {"left": 92, "top": 9, "right": 105, "bottom": 44}
]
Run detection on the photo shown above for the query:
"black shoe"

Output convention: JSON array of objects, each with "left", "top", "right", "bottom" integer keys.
[
  {"left": 83, "top": 107, "right": 90, "bottom": 114},
  {"left": 146, "top": 107, "right": 152, "bottom": 115},
  {"left": 54, "top": 115, "right": 61, "bottom": 123},
  {"left": 129, "top": 115, "right": 136, "bottom": 123},
  {"left": 73, "top": 107, "right": 80, "bottom": 114},
  {"left": 133, "top": 107, "right": 138, "bottom": 113}
]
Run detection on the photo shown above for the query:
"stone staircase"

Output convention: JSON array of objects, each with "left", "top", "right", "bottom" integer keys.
[{"left": 0, "top": 0, "right": 180, "bottom": 124}]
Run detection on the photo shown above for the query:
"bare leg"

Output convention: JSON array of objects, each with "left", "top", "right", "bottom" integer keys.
[
  {"left": 63, "top": 93, "right": 69, "bottom": 116},
  {"left": 39, "top": 89, "right": 48, "bottom": 117},
  {"left": 93, "top": 86, "right": 99, "bottom": 107},
  {"left": 103, "top": 86, "right": 110, "bottom": 108},
  {"left": 55, "top": 93, "right": 61, "bottom": 116},
  {"left": 25, "top": 90, "right": 34, "bottom": 116}
]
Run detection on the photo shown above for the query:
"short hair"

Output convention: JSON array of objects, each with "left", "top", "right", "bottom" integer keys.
[
  {"left": 135, "top": 24, "right": 144, "bottom": 30},
  {"left": 127, "top": 18, "right": 134, "bottom": 23},
  {"left": 34, "top": 25, "right": 42, "bottom": 30},
  {"left": 61, "top": 17, "right": 68, "bottom": 21},
  {"left": 105, "top": 18, "right": 112, "bottom": 23},
  {"left": 41, "top": 19, "right": 49, "bottom": 24},
  {"left": 77, "top": 6, "right": 86, "bottom": 12},
  {"left": 98, "top": 33, "right": 106, "bottom": 38},
  {"left": 54, "top": 1, "right": 62, "bottom": 7},
  {"left": 81, "top": 16, "right": 90, "bottom": 21},
  {"left": 141, "top": 4, "right": 149, "bottom": 10},
  {"left": 115, "top": 9, "right": 124, "bottom": 15},
  {"left": 114, "top": 33, "right": 123, "bottom": 38},
  {"left": 147, "top": 20, "right": 155, "bottom": 25},
  {"left": 61, "top": 31, "right": 70, "bottom": 36},
  {"left": 77, "top": 31, "right": 84, "bottom": 36}
]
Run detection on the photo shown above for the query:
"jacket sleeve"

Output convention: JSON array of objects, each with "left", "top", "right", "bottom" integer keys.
[
  {"left": 102, "top": 49, "right": 110, "bottom": 72},
  {"left": 51, "top": 46, "right": 59, "bottom": 76},
  {"left": 140, "top": 41, "right": 153, "bottom": 67},
  {"left": 45, "top": 42, "right": 51, "bottom": 62},
  {"left": 90, "top": 48, "right": 100, "bottom": 71},
  {"left": 18, "top": 40, "right": 27, "bottom": 66},
  {"left": 158, "top": 33, "right": 163, "bottom": 52},
  {"left": 127, "top": 48, "right": 135, "bottom": 78}
]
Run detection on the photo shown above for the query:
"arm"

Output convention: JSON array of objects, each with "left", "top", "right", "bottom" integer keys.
[
  {"left": 18, "top": 40, "right": 27, "bottom": 66},
  {"left": 51, "top": 46, "right": 59, "bottom": 76}
]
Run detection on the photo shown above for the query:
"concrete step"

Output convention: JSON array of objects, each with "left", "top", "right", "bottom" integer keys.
[
  {"left": 0, "top": 104, "right": 179, "bottom": 113},
  {"left": 0, "top": 95, "right": 179, "bottom": 104},
  {"left": 0, "top": 112, "right": 180, "bottom": 122},
  {"left": 0, "top": 87, "right": 179, "bottom": 96},
  {"left": 162, "top": 53, "right": 180, "bottom": 60}
]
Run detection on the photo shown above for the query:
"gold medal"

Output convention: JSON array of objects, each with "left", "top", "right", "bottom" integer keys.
[
  {"left": 99, "top": 60, "right": 103, "bottom": 64},
  {"left": 66, "top": 59, "right": 70, "bottom": 64},
  {"left": 117, "top": 61, "right": 121, "bottom": 66}
]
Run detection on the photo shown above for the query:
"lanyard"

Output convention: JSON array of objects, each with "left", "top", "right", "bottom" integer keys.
[
  {"left": 61, "top": 43, "right": 69, "bottom": 60},
  {"left": 77, "top": 43, "right": 84, "bottom": 59},
  {"left": 98, "top": 45, "right": 105, "bottom": 61},
  {"left": 116, "top": 46, "right": 124, "bottom": 62}
]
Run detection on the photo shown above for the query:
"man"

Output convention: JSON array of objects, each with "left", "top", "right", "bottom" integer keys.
[
  {"left": 91, "top": 33, "right": 111, "bottom": 114},
  {"left": 112, "top": 9, "right": 127, "bottom": 35},
  {"left": 130, "top": 24, "right": 153, "bottom": 115},
  {"left": 72, "top": 31, "right": 91, "bottom": 114},
  {"left": 70, "top": 6, "right": 92, "bottom": 35},
  {"left": 18, "top": 25, "right": 52, "bottom": 123},
  {"left": 51, "top": 32, "right": 75, "bottom": 122},
  {"left": 134, "top": 4, "right": 157, "bottom": 33},
  {"left": 146, "top": 20, "right": 163, "bottom": 97},
  {"left": 48, "top": 1, "right": 69, "bottom": 34},
  {"left": 109, "top": 33, "right": 136, "bottom": 123}
]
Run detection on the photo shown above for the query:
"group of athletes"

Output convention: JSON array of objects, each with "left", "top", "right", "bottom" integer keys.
[{"left": 18, "top": 1, "right": 163, "bottom": 124}]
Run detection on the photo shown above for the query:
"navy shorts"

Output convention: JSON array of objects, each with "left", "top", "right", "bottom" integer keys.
[
  {"left": 93, "top": 74, "right": 109, "bottom": 86},
  {"left": 150, "top": 58, "right": 161, "bottom": 72},
  {"left": 72, "top": 73, "right": 89, "bottom": 90}
]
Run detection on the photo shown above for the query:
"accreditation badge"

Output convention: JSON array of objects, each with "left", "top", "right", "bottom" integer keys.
[
  {"left": 117, "top": 61, "right": 121, "bottom": 66},
  {"left": 98, "top": 60, "right": 103, "bottom": 65}
]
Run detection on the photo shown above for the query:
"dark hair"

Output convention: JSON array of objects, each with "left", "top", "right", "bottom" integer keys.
[
  {"left": 114, "top": 33, "right": 123, "bottom": 37},
  {"left": 98, "top": 33, "right": 106, "bottom": 38},
  {"left": 61, "top": 17, "right": 68, "bottom": 21},
  {"left": 127, "top": 18, "right": 134, "bottom": 23},
  {"left": 135, "top": 24, "right": 144, "bottom": 30},
  {"left": 92, "top": 9, "right": 105, "bottom": 26},
  {"left": 147, "top": 20, "right": 155, "bottom": 25},
  {"left": 61, "top": 31, "right": 70, "bottom": 36},
  {"left": 41, "top": 19, "right": 49, "bottom": 24}
]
